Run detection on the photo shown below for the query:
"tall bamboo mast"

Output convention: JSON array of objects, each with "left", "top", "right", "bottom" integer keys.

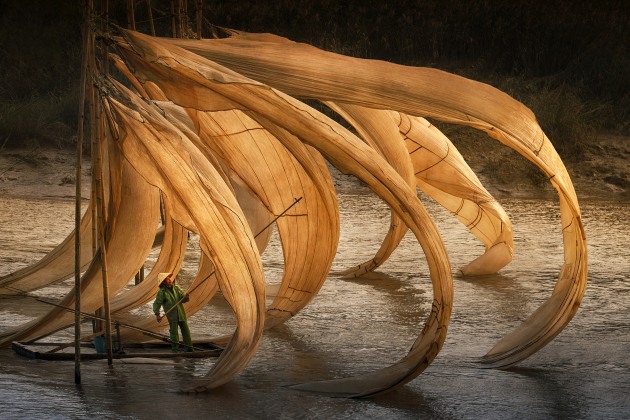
[
  {"left": 91, "top": 87, "right": 114, "bottom": 365},
  {"left": 147, "top": 0, "right": 156, "bottom": 36},
  {"left": 177, "top": 0, "right": 184, "bottom": 37},
  {"left": 196, "top": 0, "right": 202, "bottom": 39},
  {"left": 128, "top": 0, "right": 136, "bottom": 30},
  {"left": 85, "top": 0, "right": 117, "bottom": 366},
  {"left": 75, "top": 0, "right": 94, "bottom": 384},
  {"left": 92, "top": 0, "right": 108, "bottom": 258},
  {"left": 170, "top": 1, "right": 176, "bottom": 37}
]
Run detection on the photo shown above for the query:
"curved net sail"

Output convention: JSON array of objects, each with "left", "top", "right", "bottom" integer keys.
[{"left": 0, "top": 27, "right": 586, "bottom": 397}]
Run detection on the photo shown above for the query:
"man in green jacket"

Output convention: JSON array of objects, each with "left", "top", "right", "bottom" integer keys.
[{"left": 153, "top": 272, "right": 193, "bottom": 352}]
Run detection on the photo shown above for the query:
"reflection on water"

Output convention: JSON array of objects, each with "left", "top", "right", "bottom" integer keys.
[{"left": 1, "top": 185, "right": 629, "bottom": 418}]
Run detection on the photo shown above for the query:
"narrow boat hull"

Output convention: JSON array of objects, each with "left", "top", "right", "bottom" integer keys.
[{"left": 12, "top": 341, "right": 223, "bottom": 360}]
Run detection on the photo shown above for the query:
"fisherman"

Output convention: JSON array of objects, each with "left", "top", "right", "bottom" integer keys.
[{"left": 153, "top": 272, "right": 193, "bottom": 352}]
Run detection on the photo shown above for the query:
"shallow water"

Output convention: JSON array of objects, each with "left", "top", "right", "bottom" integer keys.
[{"left": 1, "top": 178, "right": 629, "bottom": 419}]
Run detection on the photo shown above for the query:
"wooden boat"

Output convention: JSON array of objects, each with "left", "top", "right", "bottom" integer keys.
[{"left": 12, "top": 340, "right": 223, "bottom": 361}]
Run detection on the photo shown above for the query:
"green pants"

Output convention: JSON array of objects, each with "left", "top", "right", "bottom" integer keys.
[{"left": 168, "top": 320, "right": 192, "bottom": 351}]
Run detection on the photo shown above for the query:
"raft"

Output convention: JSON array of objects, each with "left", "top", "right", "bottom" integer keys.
[{"left": 12, "top": 340, "right": 223, "bottom": 360}]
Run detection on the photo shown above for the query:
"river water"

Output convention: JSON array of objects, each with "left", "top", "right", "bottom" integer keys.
[{"left": 0, "top": 174, "right": 629, "bottom": 419}]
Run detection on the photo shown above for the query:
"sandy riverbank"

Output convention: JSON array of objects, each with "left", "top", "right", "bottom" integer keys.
[{"left": 1, "top": 134, "right": 629, "bottom": 201}]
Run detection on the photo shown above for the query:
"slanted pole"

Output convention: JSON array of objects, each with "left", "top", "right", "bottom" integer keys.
[
  {"left": 92, "top": 95, "right": 114, "bottom": 365},
  {"left": 103, "top": 0, "right": 110, "bottom": 75}
]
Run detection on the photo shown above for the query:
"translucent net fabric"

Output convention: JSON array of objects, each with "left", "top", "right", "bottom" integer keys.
[{"left": 0, "top": 29, "right": 586, "bottom": 397}]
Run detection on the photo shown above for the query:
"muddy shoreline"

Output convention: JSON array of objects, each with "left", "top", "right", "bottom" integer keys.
[{"left": 1, "top": 134, "right": 629, "bottom": 202}]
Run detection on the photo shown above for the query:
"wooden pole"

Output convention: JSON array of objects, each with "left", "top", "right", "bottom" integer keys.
[
  {"left": 92, "top": 96, "right": 114, "bottom": 365},
  {"left": 75, "top": 0, "right": 94, "bottom": 385},
  {"left": 103, "top": 0, "right": 109, "bottom": 75},
  {"left": 88, "top": 47, "right": 114, "bottom": 365},
  {"left": 91, "top": 183, "right": 97, "bottom": 256},
  {"left": 196, "top": 0, "right": 202, "bottom": 39},
  {"left": 147, "top": 0, "right": 155, "bottom": 36},
  {"left": 170, "top": 1, "right": 176, "bottom": 37},
  {"left": 177, "top": 0, "right": 183, "bottom": 37},
  {"left": 159, "top": 192, "right": 165, "bottom": 225},
  {"left": 127, "top": 0, "right": 135, "bottom": 30},
  {"left": 134, "top": 266, "right": 145, "bottom": 285},
  {"left": 90, "top": 0, "right": 109, "bottom": 337}
]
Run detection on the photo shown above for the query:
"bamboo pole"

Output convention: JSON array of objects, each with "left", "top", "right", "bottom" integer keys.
[
  {"left": 93, "top": 98, "right": 114, "bottom": 365},
  {"left": 3, "top": 285, "right": 211, "bottom": 353},
  {"left": 177, "top": 0, "right": 184, "bottom": 37},
  {"left": 127, "top": 0, "right": 135, "bottom": 30},
  {"left": 159, "top": 192, "right": 165, "bottom": 225},
  {"left": 147, "top": 0, "right": 155, "bottom": 36},
  {"left": 103, "top": 0, "right": 109, "bottom": 75},
  {"left": 90, "top": 0, "right": 101, "bottom": 260},
  {"left": 75, "top": 0, "right": 92, "bottom": 386},
  {"left": 92, "top": 0, "right": 116, "bottom": 365},
  {"left": 89, "top": 0, "right": 109, "bottom": 337},
  {"left": 196, "top": 0, "right": 202, "bottom": 39},
  {"left": 134, "top": 266, "right": 145, "bottom": 285},
  {"left": 177, "top": 0, "right": 188, "bottom": 38},
  {"left": 89, "top": 51, "right": 114, "bottom": 364},
  {"left": 91, "top": 184, "right": 97, "bottom": 256},
  {"left": 170, "top": 1, "right": 176, "bottom": 37}
]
